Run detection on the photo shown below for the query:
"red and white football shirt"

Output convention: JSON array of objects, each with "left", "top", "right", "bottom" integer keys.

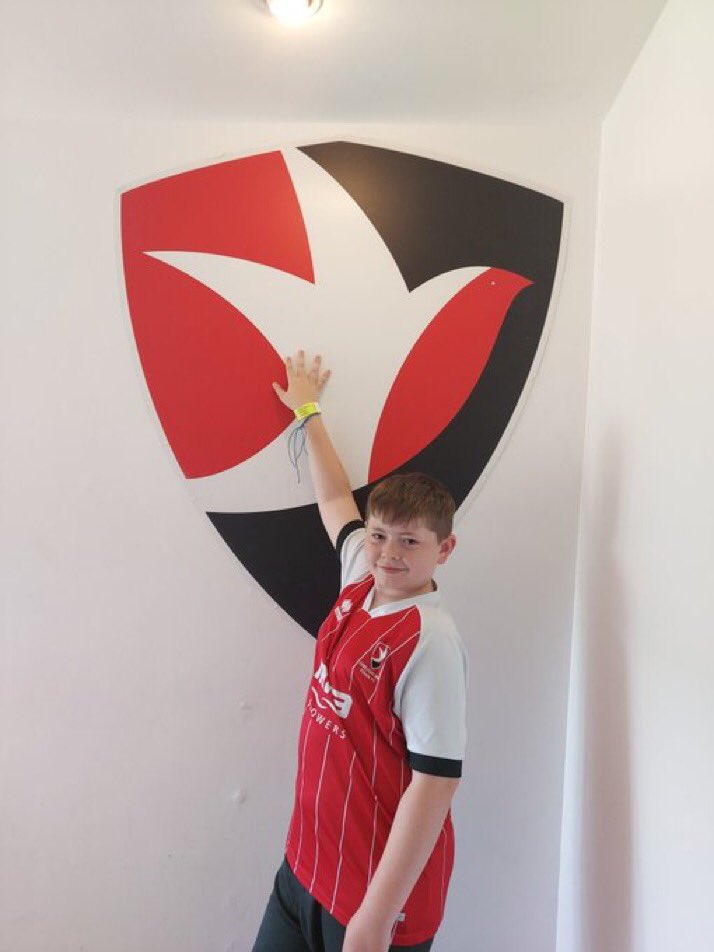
[{"left": 285, "top": 522, "right": 468, "bottom": 945}]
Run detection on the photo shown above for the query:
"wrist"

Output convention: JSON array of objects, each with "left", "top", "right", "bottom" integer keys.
[
  {"left": 302, "top": 411, "right": 323, "bottom": 428},
  {"left": 294, "top": 400, "right": 321, "bottom": 423},
  {"left": 355, "top": 893, "right": 400, "bottom": 928},
  {"left": 348, "top": 904, "right": 395, "bottom": 943}
]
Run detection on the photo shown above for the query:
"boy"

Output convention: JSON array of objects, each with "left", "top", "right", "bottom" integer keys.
[{"left": 252, "top": 351, "right": 468, "bottom": 952}]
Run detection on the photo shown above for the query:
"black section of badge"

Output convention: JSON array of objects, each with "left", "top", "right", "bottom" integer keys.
[
  {"left": 300, "top": 141, "right": 562, "bottom": 291},
  {"left": 212, "top": 142, "right": 563, "bottom": 634},
  {"left": 209, "top": 486, "right": 372, "bottom": 636}
]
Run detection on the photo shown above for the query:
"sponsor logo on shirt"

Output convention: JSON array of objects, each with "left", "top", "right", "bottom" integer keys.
[
  {"left": 306, "top": 697, "right": 348, "bottom": 740},
  {"left": 312, "top": 661, "right": 353, "bottom": 718}
]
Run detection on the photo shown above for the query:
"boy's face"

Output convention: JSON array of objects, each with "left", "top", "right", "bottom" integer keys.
[{"left": 364, "top": 512, "right": 456, "bottom": 603}]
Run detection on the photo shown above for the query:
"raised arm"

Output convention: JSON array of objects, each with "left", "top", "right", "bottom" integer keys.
[{"left": 273, "top": 350, "right": 362, "bottom": 548}]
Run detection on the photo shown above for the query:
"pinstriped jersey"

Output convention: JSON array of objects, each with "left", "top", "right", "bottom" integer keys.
[{"left": 285, "top": 522, "right": 468, "bottom": 945}]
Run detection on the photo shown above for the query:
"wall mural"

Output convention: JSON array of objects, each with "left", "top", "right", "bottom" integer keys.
[{"left": 121, "top": 142, "right": 563, "bottom": 634}]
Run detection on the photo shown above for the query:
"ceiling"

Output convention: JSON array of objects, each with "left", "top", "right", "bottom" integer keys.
[{"left": 2, "top": 0, "right": 668, "bottom": 122}]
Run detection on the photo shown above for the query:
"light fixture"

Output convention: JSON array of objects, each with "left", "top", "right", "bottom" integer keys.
[{"left": 264, "top": 0, "right": 323, "bottom": 26}]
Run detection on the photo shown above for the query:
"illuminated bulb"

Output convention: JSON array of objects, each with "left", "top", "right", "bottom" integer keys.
[{"left": 265, "top": 0, "right": 323, "bottom": 26}]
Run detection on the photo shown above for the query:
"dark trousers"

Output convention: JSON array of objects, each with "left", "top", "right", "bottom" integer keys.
[{"left": 252, "top": 857, "right": 435, "bottom": 952}]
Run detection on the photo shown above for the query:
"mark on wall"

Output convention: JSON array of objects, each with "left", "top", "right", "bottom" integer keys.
[{"left": 121, "top": 141, "right": 563, "bottom": 633}]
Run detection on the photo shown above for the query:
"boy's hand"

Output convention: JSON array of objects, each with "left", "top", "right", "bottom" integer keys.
[
  {"left": 272, "top": 349, "right": 331, "bottom": 413},
  {"left": 272, "top": 347, "right": 359, "bottom": 544}
]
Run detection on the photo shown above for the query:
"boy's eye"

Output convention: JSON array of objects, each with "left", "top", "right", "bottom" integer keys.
[
  {"left": 404, "top": 539, "right": 418, "bottom": 546},
  {"left": 371, "top": 532, "right": 385, "bottom": 541}
]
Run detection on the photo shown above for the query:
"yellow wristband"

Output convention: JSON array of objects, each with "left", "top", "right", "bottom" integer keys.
[{"left": 294, "top": 401, "right": 321, "bottom": 422}]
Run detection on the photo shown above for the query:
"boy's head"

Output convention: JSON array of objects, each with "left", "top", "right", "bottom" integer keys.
[
  {"left": 365, "top": 472, "right": 455, "bottom": 541},
  {"left": 364, "top": 474, "right": 457, "bottom": 602}
]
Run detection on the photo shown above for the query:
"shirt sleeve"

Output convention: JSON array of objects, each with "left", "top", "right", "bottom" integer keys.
[
  {"left": 336, "top": 521, "right": 370, "bottom": 588},
  {"left": 393, "top": 608, "right": 468, "bottom": 778}
]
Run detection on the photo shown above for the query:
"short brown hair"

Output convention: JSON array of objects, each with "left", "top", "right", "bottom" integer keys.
[{"left": 365, "top": 473, "right": 455, "bottom": 541}]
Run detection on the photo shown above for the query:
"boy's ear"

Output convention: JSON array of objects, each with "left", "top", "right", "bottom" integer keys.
[{"left": 437, "top": 534, "right": 457, "bottom": 564}]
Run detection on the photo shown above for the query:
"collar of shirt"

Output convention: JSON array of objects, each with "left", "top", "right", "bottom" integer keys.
[{"left": 361, "top": 580, "right": 440, "bottom": 617}]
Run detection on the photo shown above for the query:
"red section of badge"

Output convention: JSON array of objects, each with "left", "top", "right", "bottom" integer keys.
[
  {"left": 121, "top": 152, "right": 311, "bottom": 479},
  {"left": 369, "top": 268, "right": 532, "bottom": 481},
  {"left": 124, "top": 254, "right": 294, "bottom": 479},
  {"left": 122, "top": 151, "right": 314, "bottom": 278}
]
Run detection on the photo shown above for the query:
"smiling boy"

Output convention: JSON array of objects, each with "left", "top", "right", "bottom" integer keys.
[{"left": 251, "top": 351, "right": 468, "bottom": 952}]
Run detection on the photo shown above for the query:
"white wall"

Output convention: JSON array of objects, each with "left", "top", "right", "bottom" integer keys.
[
  {"left": 557, "top": 1, "right": 714, "bottom": 950},
  {"left": 1, "top": 117, "right": 597, "bottom": 952}
]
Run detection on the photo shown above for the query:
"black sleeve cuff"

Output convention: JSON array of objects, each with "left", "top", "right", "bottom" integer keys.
[
  {"left": 335, "top": 520, "right": 366, "bottom": 559},
  {"left": 407, "top": 750, "right": 463, "bottom": 779}
]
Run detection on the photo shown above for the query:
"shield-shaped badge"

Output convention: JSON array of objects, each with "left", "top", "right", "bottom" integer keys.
[{"left": 120, "top": 142, "right": 563, "bottom": 634}]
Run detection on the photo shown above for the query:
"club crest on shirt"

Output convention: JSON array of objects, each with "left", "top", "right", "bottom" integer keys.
[{"left": 356, "top": 642, "right": 389, "bottom": 684}]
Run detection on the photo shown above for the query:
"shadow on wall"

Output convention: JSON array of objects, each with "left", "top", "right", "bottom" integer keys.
[{"left": 581, "top": 429, "right": 632, "bottom": 952}]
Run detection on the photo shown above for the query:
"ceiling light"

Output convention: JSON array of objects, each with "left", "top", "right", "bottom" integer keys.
[{"left": 265, "top": 0, "right": 323, "bottom": 26}]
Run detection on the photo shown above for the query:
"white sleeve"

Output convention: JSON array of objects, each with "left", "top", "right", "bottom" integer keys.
[
  {"left": 393, "top": 607, "right": 468, "bottom": 777},
  {"left": 336, "top": 521, "right": 370, "bottom": 588}
]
